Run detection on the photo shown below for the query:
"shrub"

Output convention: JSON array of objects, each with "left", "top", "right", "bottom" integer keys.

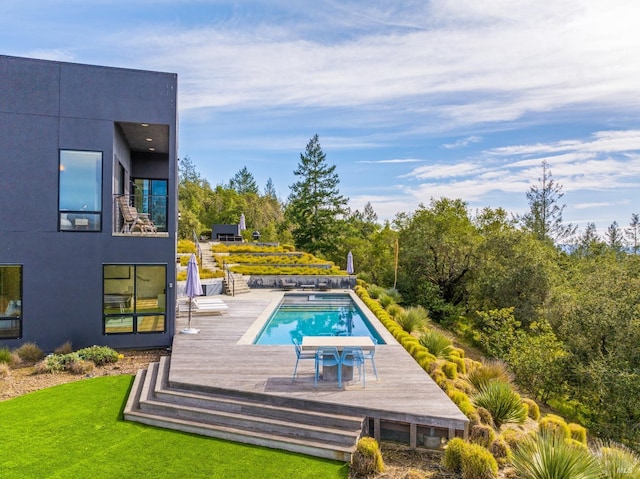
[
  {"left": 471, "top": 380, "right": 527, "bottom": 429},
  {"left": 15, "top": 342, "right": 45, "bottom": 362},
  {"left": 366, "top": 285, "right": 384, "bottom": 299},
  {"left": 538, "top": 414, "right": 570, "bottom": 440},
  {"left": 0, "top": 362, "right": 9, "bottom": 378},
  {"left": 76, "top": 345, "right": 119, "bottom": 366},
  {"left": 522, "top": 398, "right": 540, "bottom": 420},
  {"left": 419, "top": 330, "right": 454, "bottom": 359},
  {"left": 384, "top": 288, "right": 402, "bottom": 303},
  {"left": 442, "top": 437, "right": 467, "bottom": 473},
  {"left": 177, "top": 239, "right": 196, "bottom": 253},
  {"left": 451, "top": 355, "right": 467, "bottom": 375},
  {"left": 466, "top": 359, "right": 513, "bottom": 392},
  {"left": 68, "top": 358, "right": 95, "bottom": 375},
  {"left": 351, "top": 437, "right": 384, "bottom": 475},
  {"left": 396, "top": 306, "right": 429, "bottom": 334},
  {"left": 511, "top": 430, "right": 601, "bottom": 479},
  {"left": 489, "top": 437, "right": 511, "bottom": 465},
  {"left": 442, "top": 361, "right": 458, "bottom": 380},
  {"left": 568, "top": 423, "right": 587, "bottom": 445},
  {"left": 592, "top": 441, "right": 640, "bottom": 479},
  {"left": 476, "top": 407, "right": 494, "bottom": 427},
  {"left": 470, "top": 424, "right": 496, "bottom": 448},
  {"left": 501, "top": 428, "right": 528, "bottom": 451},
  {"left": 0, "top": 346, "right": 13, "bottom": 364},
  {"left": 378, "top": 292, "right": 396, "bottom": 309},
  {"left": 54, "top": 341, "right": 73, "bottom": 355},
  {"left": 385, "top": 303, "right": 403, "bottom": 319},
  {"left": 461, "top": 442, "right": 499, "bottom": 479}
]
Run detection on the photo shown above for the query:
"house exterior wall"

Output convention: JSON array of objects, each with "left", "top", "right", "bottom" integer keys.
[{"left": 0, "top": 55, "right": 178, "bottom": 352}]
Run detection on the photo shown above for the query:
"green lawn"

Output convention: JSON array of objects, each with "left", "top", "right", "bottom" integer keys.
[{"left": 0, "top": 376, "right": 349, "bottom": 479}]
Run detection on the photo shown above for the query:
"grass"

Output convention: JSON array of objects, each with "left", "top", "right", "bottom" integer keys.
[{"left": 0, "top": 376, "right": 348, "bottom": 479}]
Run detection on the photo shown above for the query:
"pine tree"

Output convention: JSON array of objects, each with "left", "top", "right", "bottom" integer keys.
[
  {"left": 625, "top": 213, "right": 640, "bottom": 254},
  {"left": 606, "top": 221, "right": 625, "bottom": 253},
  {"left": 264, "top": 177, "right": 277, "bottom": 199},
  {"left": 228, "top": 166, "right": 258, "bottom": 195},
  {"left": 286, "top": 134, "right": 348, "bottom": 256},
  {"left": 519, "top": 161, "right": 576, "bottom": 244}
]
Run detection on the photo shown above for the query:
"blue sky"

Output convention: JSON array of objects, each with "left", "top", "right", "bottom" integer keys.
[{"left": 3, "top": 1, "right": 640, "bottom": 234}]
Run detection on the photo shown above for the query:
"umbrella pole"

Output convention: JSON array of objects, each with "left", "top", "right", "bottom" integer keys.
[{"left": 188, "top": 301, "right": 192, "bottom": 330}]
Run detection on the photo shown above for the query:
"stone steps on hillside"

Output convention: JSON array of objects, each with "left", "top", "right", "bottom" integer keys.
[
  {"left": 223, "top": 273, "right": 250, "bottom": 295},
  {"left": 124, "top": 356, "right": 364, "bottom": 462}
]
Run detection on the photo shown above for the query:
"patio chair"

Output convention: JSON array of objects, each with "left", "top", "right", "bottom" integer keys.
[
  {"left": 362, "top": 339, "right": 378, "bottom": 380},
  {"left": 314, "top": 347, "right": 341, "bottom": 387},
  {"left": 116, "top": 196, "right": 156, "bottom": 233},
  {"left": 340, "top": 347, "right": 366, "bottom": 388},
  {"left": 292, "top": 338, "right": 315, "bottom": 382}
]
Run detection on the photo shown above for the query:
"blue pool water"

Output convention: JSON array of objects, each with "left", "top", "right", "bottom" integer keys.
[{"left": 254, "top": 293, "right": 385, "bottom": 345}]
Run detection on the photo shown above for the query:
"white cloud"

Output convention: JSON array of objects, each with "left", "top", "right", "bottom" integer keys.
[
  {"left": 358, "top": 158, "right": 423, "bottom": 164},
  {"left": 402, "top": 162, "right": 484, "bottom": 180},
  {"left": 442, "top": 136, "right": 482, "bottom": 149}
]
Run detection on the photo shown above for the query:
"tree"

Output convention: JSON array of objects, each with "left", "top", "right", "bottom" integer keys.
[
  {"left": 606, "top": 221, "right": 625, "bottom": 253},
  {"left": 396, "top": 198, "right": 480, "bottom": 320},
  {"left": 625, "top": 213, "right": 640, "bottom": 254},
  {"left": 572, "top": 222, "right": 606, "bottom": 257},
  {"left": 228, "top": 166, "right": 259, "bottom": 195},
  {"left": 264, "top": 177, "right": 277, "bottom": 199},
  {"left": 519, "top": 161, "right": 576, "bottom": 244},
  {"left": 286, "top": 134, "right": 348, "bottom": 257}
]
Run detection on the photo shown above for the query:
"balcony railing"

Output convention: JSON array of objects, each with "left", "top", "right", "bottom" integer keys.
[{"left": 113, "top": 194, "right": 168, "bottom": 236}]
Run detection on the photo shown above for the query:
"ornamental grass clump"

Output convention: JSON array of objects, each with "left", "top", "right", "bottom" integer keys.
[
  {"left": 471, "top": 380, "right": 527, "bottom": 429},
  {"left": 466, "top": 359, "right": 513, "bottom": 392},
  {"left": 470, "top": 424, "right": 496, "bottom": 448},
  {"left": 366, "top": 285, "right": 385, "bottom": 299},
  {"left": 443, "top": 439, "right": 498, "bottom": 479},
  {"left": 592, "top": 440, "right": 640, "bottom": 479},
  {"left": 522, "top": 398, "right": 540, "bottom": 420},
  {"left": 0, "top": 346, "right": 13, "bottom": 364},
  {"left": 15, "top": 342, "right": 45, "bottom": 362},
  {"left": 568, "top": 423, "right": 587, "bottom": 445},
  {"left": 395, "top": 306, "right": 429, "bottom": 334},
  {"left": 351, "top": 437, "right": 384, "bottom": 475},
  {"left": 0, "top": 362, "right": 9, "bottom": 378},
  {"left": 419, "top": 330, "right": 454, "bottom": 359},
  {"left": 511, "top": 430, "right": 601, "bottom": 479},
  {"left": 538, "top": 414, "right": 570, "bottom": 439}
]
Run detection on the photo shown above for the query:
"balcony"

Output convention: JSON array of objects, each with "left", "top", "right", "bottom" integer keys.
[{"left": 113, "top": 194, "right": 169, "bottom": 237}]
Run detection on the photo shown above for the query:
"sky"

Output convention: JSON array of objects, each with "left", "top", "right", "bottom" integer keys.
[{"left": 2, "top": 1, "right": 640, "bottom": 235}]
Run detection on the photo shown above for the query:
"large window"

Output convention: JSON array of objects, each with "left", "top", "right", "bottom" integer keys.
[
  {"left": 0, "top": 265, "right": 22, "bottom": 339},
  {"left": 133, "top": 179, "right": 168, "bottom": 232},
  {"left": 59, "top": 150, "right": 102, "bottom": 231},
  {"left": 103, "top": 264, "right": 166, "bottom": 334}
]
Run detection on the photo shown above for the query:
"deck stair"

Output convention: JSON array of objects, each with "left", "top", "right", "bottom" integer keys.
[
  {"left": 124, "top": 356, "right": 364, "bottom": 461},
  {"left": 223, "top": 272, "right": 251, "bottom": 295}
]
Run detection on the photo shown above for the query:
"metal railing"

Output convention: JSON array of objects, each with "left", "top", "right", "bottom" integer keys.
[{"left": 223, "top": 260, "right": 235, "bottom": 296}]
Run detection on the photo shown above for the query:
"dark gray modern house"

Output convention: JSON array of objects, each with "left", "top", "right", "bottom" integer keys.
[{"left": 0, "top": 55, "right": 178, "bottom": 352}]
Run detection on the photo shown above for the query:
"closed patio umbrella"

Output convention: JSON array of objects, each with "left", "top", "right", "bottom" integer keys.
[
  {"left": 239, "top": 213, "right": 246, "bottom": 231},
  {"left": 347, "top": 251, "right": 354, "bottom": 275},
  {"left": 182, "top": 253, "right": 203, "bottom": 334}
]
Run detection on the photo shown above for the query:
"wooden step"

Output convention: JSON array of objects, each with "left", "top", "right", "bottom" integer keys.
[{"left": 124, "top": 357, "right": 363, "bottom": 461}]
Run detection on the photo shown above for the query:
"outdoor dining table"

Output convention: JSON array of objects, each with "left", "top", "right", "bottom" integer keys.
[{"left": 301, "top": 336, "right": 375, "bottom": 382}]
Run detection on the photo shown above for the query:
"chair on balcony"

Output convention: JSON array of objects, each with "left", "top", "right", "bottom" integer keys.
[{"left": 116, "top": 196, "right": 157, "bottom": 233}]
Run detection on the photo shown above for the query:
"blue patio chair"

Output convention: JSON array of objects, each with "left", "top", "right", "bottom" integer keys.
[
  {"left": 314, "top": 347, "right": 341, "bottom": 388},
  {"left": 340, "top": 347, "right": 366, "bottom": 388},
  {"left": 292, "top": 337, "right": 316, "bottom": 382},
  {"left": 362, "top": 339, "right": 378, "bottom": 380}
]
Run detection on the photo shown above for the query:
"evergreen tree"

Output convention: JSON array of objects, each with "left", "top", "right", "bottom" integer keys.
[
  {"left": 625, "top": 213, "right": 640, "bottom": 254},
  {"left": 264, "top": 177, "right": 277, "bottom": 199},
  {"left": 228, "top": 166, "right": 258, "bottom": 195},
  {"left": 606, "top": 221, "right": 625, "bottom": 253},
  {"left": 519, "top": 161, "right": 576, "bottom": 244},
  {"left": 286, "top": 134, "right": 348, "bottom": 256}
]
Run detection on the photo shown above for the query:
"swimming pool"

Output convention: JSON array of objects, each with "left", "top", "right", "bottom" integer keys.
[{"left": 253, "top": 293, "right": 385, "bottom": 345}]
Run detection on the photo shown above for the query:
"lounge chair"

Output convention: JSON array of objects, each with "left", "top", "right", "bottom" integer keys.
[
  {"left": 178, "top": 297, "right": 228, "bottom": 316},
  {"left": 116, "top": 196, "right": 157, "bottom": 233},
  {"left": 281, "top": 280, "right": 296, "bottom": 291}
]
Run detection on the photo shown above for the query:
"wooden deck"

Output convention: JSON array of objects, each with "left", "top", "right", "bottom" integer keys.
[{"left": 169, "top": 289, "right": 468, "bottom": 447}]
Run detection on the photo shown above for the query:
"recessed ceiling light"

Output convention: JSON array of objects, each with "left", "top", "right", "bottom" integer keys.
[
  {"left": 149, "top": 147, "right": 155, "bottom": 151},
  {"left": 141, "top": 123, "right": 149, "bottom": 127},
  {"left": 146, "top": 138, "right": 153, "bottom": 142}
]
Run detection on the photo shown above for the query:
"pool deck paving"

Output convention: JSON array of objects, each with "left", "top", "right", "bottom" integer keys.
[{"left": 169, "top": 289, "right": 468, "bottom": 445}]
